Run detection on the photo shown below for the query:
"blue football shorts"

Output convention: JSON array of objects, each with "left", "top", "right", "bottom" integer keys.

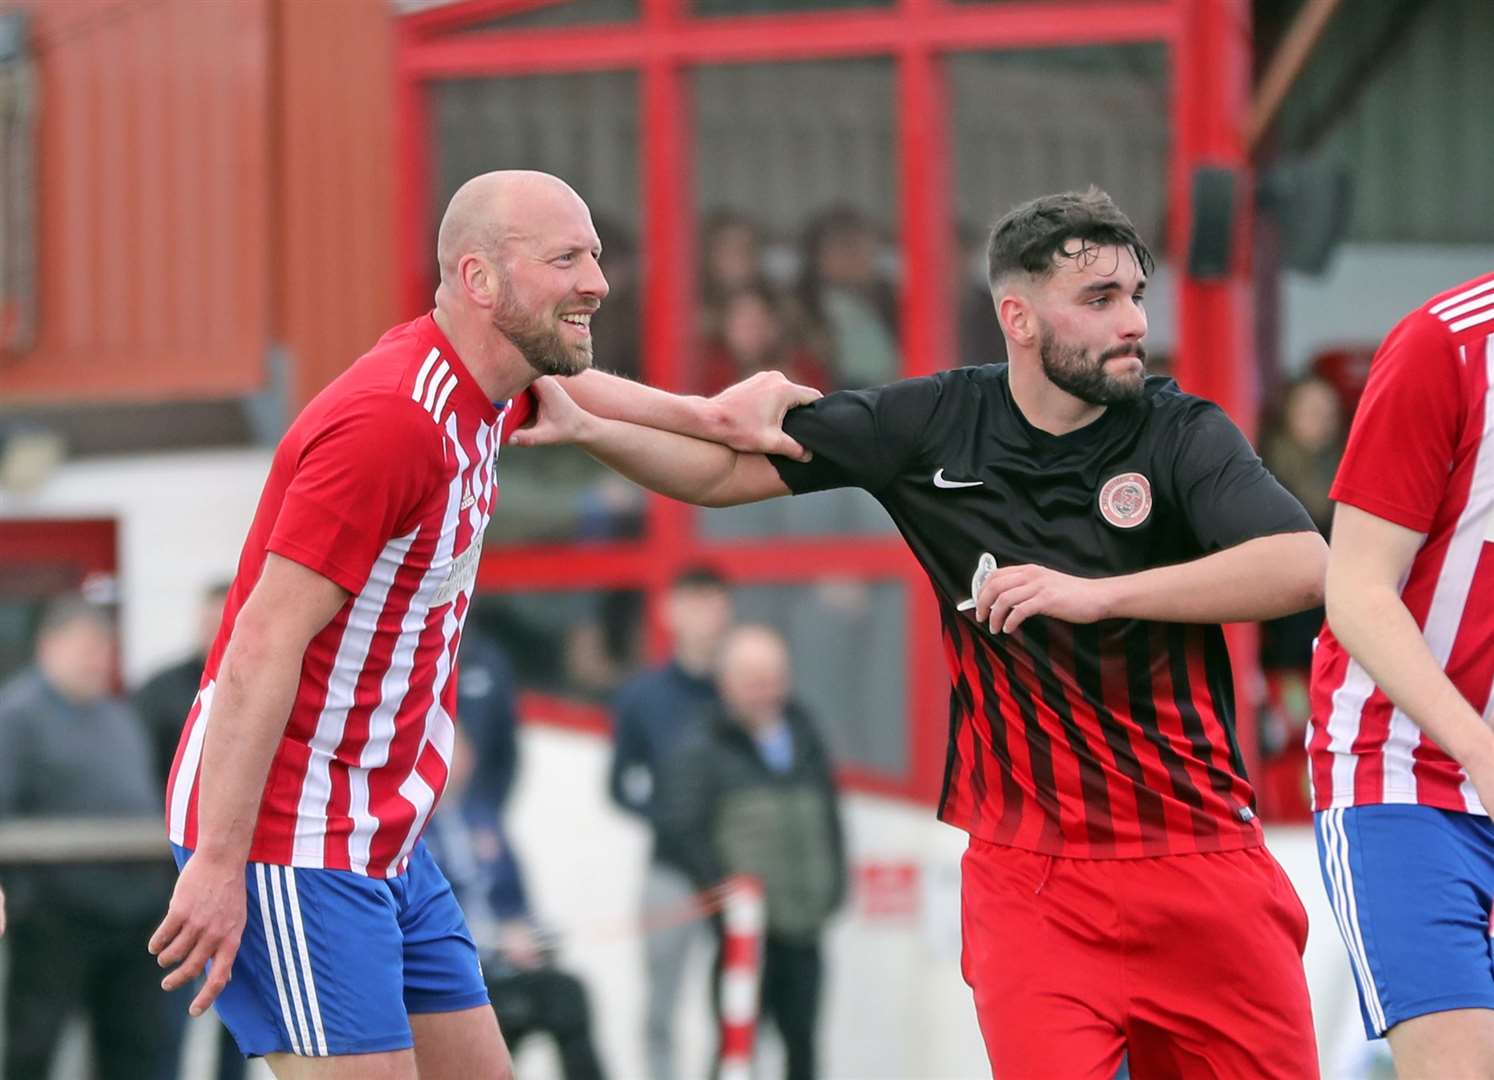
[
  {"left": 170, "top": 839, "right": 489, "bottom": 1057},
  {"left": 1315, "top": 804, "right": 1494, "bottom": 1038}
]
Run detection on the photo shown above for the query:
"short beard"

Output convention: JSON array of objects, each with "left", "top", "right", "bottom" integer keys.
[
  {"left": 1038, "top": 323, "right": 1146, "bottom": 407},
  {"left": 492, "top": 279, "right": 593, "bottom": 378}
]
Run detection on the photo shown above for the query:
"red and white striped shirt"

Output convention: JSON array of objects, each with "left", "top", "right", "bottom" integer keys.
[
  {"left": 166, "top": 313, "right": 534, "bottom": 877},
  {"left": 1309, "top": 271, "right": 1494, "bottom": 814}
]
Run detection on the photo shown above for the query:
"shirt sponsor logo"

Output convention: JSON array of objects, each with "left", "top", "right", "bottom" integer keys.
[
  {"left": 1098, "top": 472, "right": 1152, "bottom": 529},
  {"left": 432, "top": 541, "right": 481, "bottom": 607},
  {"left": 933, "top": 468, "right": 983, "bottom": 490}
]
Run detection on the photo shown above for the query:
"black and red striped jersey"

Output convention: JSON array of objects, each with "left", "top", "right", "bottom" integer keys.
[{"left": 771, "top": 365, "right": 1315, "bottom": 858}]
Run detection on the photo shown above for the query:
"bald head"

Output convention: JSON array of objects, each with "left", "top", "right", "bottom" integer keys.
[
  {"left": 433, "top": 170, "right": 608, "bottom": 382},
  {"left": 437, "top": 170, "right": 593, "bottom": 284},
  {"left": 718, "top": 624, "right": 792, "bottom": 731}
]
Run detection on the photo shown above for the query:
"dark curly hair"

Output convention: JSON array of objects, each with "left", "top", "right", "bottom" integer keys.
[{"left": 986, "top": 187, "right": 1154, "bottom": 290}]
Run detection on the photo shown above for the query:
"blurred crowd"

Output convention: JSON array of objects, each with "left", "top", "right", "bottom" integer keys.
[{"left": 598, "top": 205, "right": 1010, "bottom": 399}]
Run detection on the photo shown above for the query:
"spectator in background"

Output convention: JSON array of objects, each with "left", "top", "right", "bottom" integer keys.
[
  {"left": 658, "top": 624, "right": 846, "bottom": 1080},
  {"left": 134, "top": 582, "right": 230, "bottom": 807},
  {"left": 1263, "top": 374, "right": 1345, "bottom": 535},
  {"left": 701, "top": 210, "right": 768, "bottom": 343},
  {"left": 427, "top": 632, "right": 607, "bottom": 1080},
  {"left": 132, "top": 581, "right": 245, "bottom": 1080},
  {"left": 1260, "top": 374, "right": 1345, "bottom": 671},
  {"left": 795, "top": 205, "right": 899, "bottom": 389},
  {"left": 0, "top": 594, "right": 177, "bottom": 1080},
  {"left": 609, "top": 564, "right": 734, "bottom": 1080},
  {"left": 699, "top": 284, "right": 832, "bottom": 396}
]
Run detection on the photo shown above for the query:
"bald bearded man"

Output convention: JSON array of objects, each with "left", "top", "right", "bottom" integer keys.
[{"left": 148, "top": 171, "right": 818, "bottom": 1079}]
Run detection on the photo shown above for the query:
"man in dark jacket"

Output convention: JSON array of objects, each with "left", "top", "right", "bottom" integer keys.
[
  {"left": 659, "top": 623, "right": 846, "bottom": 1080},
  {"left": 608, "top": 564, "right": 733, "bottom": 1080}
]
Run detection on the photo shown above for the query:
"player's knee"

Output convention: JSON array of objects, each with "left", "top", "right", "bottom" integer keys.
[{"left": 1388, "top": 1008, "right": 1494, "bottom": 1075}]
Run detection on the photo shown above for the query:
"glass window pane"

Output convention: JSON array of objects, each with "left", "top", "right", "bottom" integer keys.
[
  {"left": 692, "top": 58, "right": 900, "bottom": 538},
  {"left": 431, "top": 72, "right": 646, "bottom": 544},
  {"left": 948, "top": 46, "right": 1175, "bottom": 375},
  {"left": 469, "top": 578, "right": 907, "bottom": 777}
]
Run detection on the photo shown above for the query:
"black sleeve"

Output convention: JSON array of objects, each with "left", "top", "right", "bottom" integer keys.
[
  {"left": 1172, "top": 402, "right": 1316, "bottom": 552},
  {"left": 770, "top": 375, "right": 946, "bottom": 495}
]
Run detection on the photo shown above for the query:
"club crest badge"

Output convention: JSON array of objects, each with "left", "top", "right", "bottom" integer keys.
[{"left": 1098, "top": 472, "right": 1152, "bottom": 529}]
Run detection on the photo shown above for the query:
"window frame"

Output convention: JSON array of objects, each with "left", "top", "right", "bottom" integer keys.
[{"left": 395, "top": 0, "right": 1259, "bottom": 804}]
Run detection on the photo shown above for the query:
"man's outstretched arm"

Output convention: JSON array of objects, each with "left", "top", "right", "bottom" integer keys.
[
  {"left": 559, "top": 368, "right": 821, "bottom": 461},
  {"left": 512, "top": 376, "right": 792, "bottom": 507}
]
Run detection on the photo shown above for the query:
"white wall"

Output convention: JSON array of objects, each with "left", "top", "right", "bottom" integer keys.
[{"left": 0, "top": 447, "right": 273, "bottom": 681}]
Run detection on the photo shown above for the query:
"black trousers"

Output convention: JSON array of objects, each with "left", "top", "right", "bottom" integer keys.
[
  {"left": 713, "top": 932, "right": 823, "bottom": 1080},
  {"left": 488, "top": 968, "right": 606, "bottom": 1080},
  {"left": 4, "top": 910, "right": 176, "bottom": 1080}
]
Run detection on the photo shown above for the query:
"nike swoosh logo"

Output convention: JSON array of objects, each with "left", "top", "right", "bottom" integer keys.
[{"left": 933, "top": 469, "right": 983, "bottom": 489}]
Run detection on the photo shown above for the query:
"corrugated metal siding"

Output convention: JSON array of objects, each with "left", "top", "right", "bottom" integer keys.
[
  {"left": 0, "top": 0, "right": 273, "bottom": 403},
  {"left": 0, "top": 0, "right": 397, "bottom": 410},
  {"left": 274, "top": 0, "right": 397, "bottom": 408},
  {"left": 1277, "top": 0, "right": 1494, "bottom": 245}
]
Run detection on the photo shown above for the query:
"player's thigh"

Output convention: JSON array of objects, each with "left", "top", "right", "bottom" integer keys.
[
  {"left": 959, "top": 839, "right": 1126, "bottom": 1079},
  {"left": 396, "top": 842, "right": 492, "bottom": 1017},
  {"left": 410, "top": 1004, "right": 512, "bottom": 1080},
  {"left": 1125, "top": 846, "right": 1317, "bottom": 1079},
  {"left": 1387, "top": 1007, "right": 1494, "bottom": 1078},
  {"left": 1315, "top": 806, "right": 1494, "bottom": 1040},
  {"left": 173, "top": 846, "right": 415, "bottom": 1059},
  {"left": 265, "top": 1048, "right": 416, "bottom": 1080}
]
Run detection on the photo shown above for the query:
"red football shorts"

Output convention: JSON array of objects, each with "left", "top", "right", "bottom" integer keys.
[{"left": 960, "top": 838, "right": 1318, "bottom": 1079}]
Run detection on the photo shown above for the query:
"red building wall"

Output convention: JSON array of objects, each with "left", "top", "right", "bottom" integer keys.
[{"left": 0, "top": 0, "right": 395, "bottom": 410}]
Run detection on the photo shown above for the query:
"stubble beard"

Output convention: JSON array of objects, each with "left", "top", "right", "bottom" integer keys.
[
  {"left": 1038, "top": 323, "right": 1146, "bottom": 407},
  {"left": 492, "top": 281, "right": 594, "bottom": 378}
]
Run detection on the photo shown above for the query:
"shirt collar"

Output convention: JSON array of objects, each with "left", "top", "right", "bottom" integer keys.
[{"left": 416, "top": 312, "right": 500, "bottom": 424}]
